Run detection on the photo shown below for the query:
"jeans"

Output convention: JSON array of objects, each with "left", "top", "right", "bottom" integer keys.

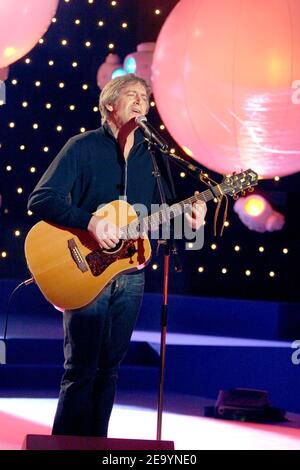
[{"left": 52, "top": 271, "right": 145, "bottom": 437}]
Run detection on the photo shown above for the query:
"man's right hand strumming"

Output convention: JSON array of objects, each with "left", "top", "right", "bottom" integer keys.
[{"left": 88, "top": 215, "right": 120, "bottom": 250}]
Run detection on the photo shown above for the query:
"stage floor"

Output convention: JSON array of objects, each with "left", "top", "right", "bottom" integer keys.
[{"left": 0, "top": 391, "right": 300, "bottom": 450}]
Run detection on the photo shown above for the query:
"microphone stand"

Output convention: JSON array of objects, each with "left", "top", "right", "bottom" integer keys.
[
  {"left": 146, "top": 140, "right": 181, "bottom": 441},
  {"left": 144, "top": 130, "right": 205, "bottom": 441}
]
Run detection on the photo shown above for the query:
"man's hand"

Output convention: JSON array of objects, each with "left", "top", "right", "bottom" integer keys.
[
  {"left": 88, "top": 215, "right": 120, "bottom": 250},
  {"left": 185, "top": 191, "right": 207, "bottom": 230}
]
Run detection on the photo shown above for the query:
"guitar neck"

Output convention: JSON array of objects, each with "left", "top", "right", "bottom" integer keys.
[{"left": 120, "top": 184, "right": 223, "bottom": 239}]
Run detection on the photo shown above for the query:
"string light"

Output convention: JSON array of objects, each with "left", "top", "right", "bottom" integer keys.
[
  {"left": 45, "top": 103, "right": 52, "bottom": 109},
  {"left": 111, "top": 1, "right": 117, "bottom": 6},
  {"left": 9, "top": 122, "right": 15, "bottom": 128},
  {"left": 98, "top": 21, "right": 104, "bottom": 27},
  {"left": 269, "top": 271, "right": 276, "bottom": 278},
  {"left": 39, "top": 39, "right": 44, "bottom": 44},
  {"left": 6, "top": 165, "right": 12, "bottom": 171},
  {"left": 234, "top": 245, "right": 240, "bottom": 252},
  {"left": 27, "top": 210, "right": 33, "bottom": 216},
  {"left": 69, "top": 105, "right": 76, "bottom": 111},
  {"left": 85, "top": 41, "right": 92, "bottom": 48},
  {"left": 155, "top": 9, "right": 161, "bottom": 15},
  {"left": 56, "top": 125, "right": 63, "bottom": 132},
  {"left": 22, "top": 102, "right": 28, "bottom": 108},
  {"left": 93, "top": 106, "right": 98, "bottom": 112},
  {"left": 35, "top": 81, "right": 41, "bottom": 87},
  {"left": 51, "top": 17, "right": 57, "bottom": 23},
  {"left": 72, "top": 62, "right": 78, "bottom": 68},
  {"left": 150, "top": 101, "right": 156, "bottom": 107},
  {"left": 211, "top": 243, "right": 217, "bottom": 250},
  {"left": 17, "top": 187, "right": 23, "bottom": 194},
  {"left": 82, "top": 84, "right": 89, "bottom": 90},
  {"left": 25, "top": 58, "right": 31, "bottom": 64},
  {"left": 43, "top": 147, "right": 49, "bottom": 152},
  {"left": 152, "top": 263, "right": 158, "bottom": 270},
  {"left": 48, "top": 60, "right": 54, "bottom": 66},
  {"left": 245, "top": 270, "right": 252, "bottom": 276},
  {"left": 160, "top": 125, "right": 165, "bottom": 130},
  {"left": 258, "top": 246, "right": 265, "bottom": 253},
  {"left": 180, "top": 172, "right": 186, "bottom": 178},
  {"left": 221, "top": 268, "right": 228, "bottom": 274},
  {"left": 14, "top": 230, "right": 21, "bottom": 237},
  {"left": 282, "top": 248, "right": 288, "bottom": 254},
  {"left": 75, "top": 19, "right": 80, "bottom": 25},
  {"left": 121, "top": 22, "right": 128, "bottom": 29},
  {"left": 11, "top": 79, "right": 17, "bottom": 85},
  {"left": 198, "top": 266, "right": 204, "bottom": 273},
  {"left": 80, "top": 127, "right": 86, "bottom": 133},
  {"left": 20, "top": 145, "right": 25, "bottom": 150},
  {"left": 1, "top": 252, "right": 7, "bottom": 258},
  {"left": 33, "top": 123, "right": 39, "bottom": 129},
  {"left": 61, "top": 39, "right": 68, "bottom": 46},
  {"left": 59, "top": 82, "right": 65, "bottom": 88},
  {"left": 29, "top": 167, "right": 36, "bottom": 173},
  {"left": 108, "top": 43, "right": 115, "bottom": 49},
  {"left": 274, "top": 176, "right": 280, "bottom": 182}
]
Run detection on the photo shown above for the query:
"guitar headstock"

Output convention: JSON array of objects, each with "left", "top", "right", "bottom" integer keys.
[{"left": 221, "top": 169, "right": 259, "bottom": 198}]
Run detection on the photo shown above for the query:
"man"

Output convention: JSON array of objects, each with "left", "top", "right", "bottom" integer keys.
[{"left": 28, "top": 74, "right": 206, "bottom": 437}]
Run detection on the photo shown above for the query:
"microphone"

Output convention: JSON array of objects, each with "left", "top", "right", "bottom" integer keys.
[{"left": 135, "top": 115, "right": 169, "bottom": 152}]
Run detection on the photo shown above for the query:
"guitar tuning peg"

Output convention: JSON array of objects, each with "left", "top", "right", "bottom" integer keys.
[
  {"left": 233, "top": 194, "right": 239, "bottom": 201},
  {"left": 241, "top": 190, "right": 246, "bottom": 196},
  {"left": 248, "top": 187, "right": 254, "bottom": 193}
]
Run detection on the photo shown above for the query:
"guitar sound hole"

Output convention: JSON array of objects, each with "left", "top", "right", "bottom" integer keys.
[{"left": 102, "top": 240, "right": 123, "bottom": 254}]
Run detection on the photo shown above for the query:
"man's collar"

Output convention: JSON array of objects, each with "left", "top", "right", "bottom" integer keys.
[
  {"left": 103, "top": 121, "right": 116, "bottom": 140},
  {"left": 103, "top": 121, "right": 145, "bottom": 145}
]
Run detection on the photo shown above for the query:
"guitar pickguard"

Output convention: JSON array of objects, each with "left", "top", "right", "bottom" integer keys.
[{"left": 86, "top": 239, "right": 139, "bottom": 277}]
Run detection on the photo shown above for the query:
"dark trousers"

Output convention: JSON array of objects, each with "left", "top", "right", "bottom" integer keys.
[{"left": 52, "top": 272, "right": 145, "bottom": 437}]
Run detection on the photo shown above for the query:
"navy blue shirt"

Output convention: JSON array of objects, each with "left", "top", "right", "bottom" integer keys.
[{"left": 28, "top": 124, "right": 174, "bottom": 229}]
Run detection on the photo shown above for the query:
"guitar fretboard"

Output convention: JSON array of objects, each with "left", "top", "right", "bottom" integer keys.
[{"left": 120, "top": 184, "right": 223, "bottom": 240}]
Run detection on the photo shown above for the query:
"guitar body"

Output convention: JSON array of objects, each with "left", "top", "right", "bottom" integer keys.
[{"left": 24, "top": 200, "right": 152, "bottom": 310}]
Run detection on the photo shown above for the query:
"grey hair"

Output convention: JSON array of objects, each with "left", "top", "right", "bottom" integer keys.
[{"left": 99, "top": 74, "right": 152, "bottom": 124}]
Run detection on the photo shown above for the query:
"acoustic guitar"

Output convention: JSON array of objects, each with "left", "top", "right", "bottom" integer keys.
[{"left": 24, "top": 169, "right": 258, "bottom": 310}]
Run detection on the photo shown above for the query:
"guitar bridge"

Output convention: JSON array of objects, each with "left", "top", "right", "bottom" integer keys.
[{"left": 68, "top": 239, "right": 89, "bottom": 273}]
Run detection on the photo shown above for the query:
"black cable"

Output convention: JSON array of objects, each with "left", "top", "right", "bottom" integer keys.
[{"left": 2, "top": 278, "right": 34, "bottom": 341}]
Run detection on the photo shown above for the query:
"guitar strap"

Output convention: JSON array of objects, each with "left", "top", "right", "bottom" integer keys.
[{"left": 200, "top": 173, "right": 229, "bottom": 237}]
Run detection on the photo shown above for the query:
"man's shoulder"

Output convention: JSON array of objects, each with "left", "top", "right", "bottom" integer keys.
[{"left": 68, "top": 127, "right": 104, "bottom": 147}]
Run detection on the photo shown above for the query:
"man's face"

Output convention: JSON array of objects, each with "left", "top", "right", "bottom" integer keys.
[{"left": 109, "top": 82, "right": 149, "bottom": 127}]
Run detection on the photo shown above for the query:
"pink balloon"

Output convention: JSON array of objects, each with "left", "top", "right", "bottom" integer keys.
[
  {"left": 152, "top": 0, "right": 300, "bottom": 178},
  {"left": 97, "top": 54, "right": 123, "bottom": 90},
  {"left": 0, "top": 0, "right": 59, "bottom": 67}
]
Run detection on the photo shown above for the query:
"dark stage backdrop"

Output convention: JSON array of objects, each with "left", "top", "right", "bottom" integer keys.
[{"left": 0, "top": 0, "right": 299, "bottom": 301}]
